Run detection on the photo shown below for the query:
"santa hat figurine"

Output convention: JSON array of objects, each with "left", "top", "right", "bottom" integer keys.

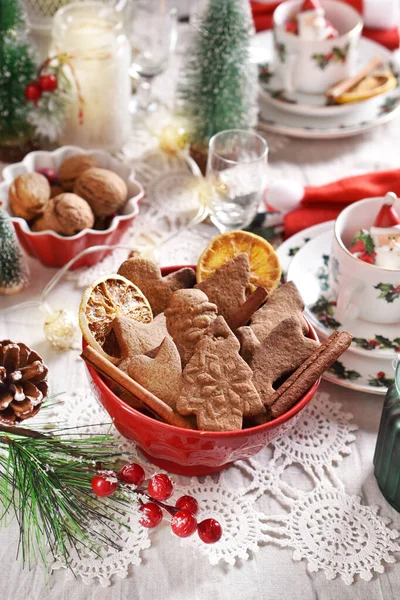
[
  {"left": 292, "top": 0, "right": 338, "bottom": 40},
  {"left": 370, "top": 192, "right": 400, "bottom": 269}
]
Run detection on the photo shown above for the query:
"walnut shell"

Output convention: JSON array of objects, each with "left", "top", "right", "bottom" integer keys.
[
  {"left": 9, "top": 173, "right": 50, "bottom": 221},
  {"left": 58, "top": 154, "right": 99, "bottom": 191},
  {"left": 31, "top": 193, "right": 95, "bottom": 236},
  {"left": 73, "top": 167, "right": 128, "bottom": 218}
]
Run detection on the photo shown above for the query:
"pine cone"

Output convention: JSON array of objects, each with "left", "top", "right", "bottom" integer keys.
[{"left": 0, "top": 340, "right": 48, "bottom": 424}]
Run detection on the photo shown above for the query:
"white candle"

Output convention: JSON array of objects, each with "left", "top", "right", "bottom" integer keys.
[{"left": 52, "top": 3, "right": 131, "bottom": 151}]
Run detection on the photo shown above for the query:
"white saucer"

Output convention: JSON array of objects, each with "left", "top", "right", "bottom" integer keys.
[
  {"left": 253, "top": 31, "right": 397, "bottom": 118},
  {"left": 277, "top": 222, "right": 396, "bottom": 395}
]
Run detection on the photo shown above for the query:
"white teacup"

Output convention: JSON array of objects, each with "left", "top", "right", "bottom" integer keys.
[
  {"left": 329, "top": 195, "right": 400, "bottom": 325},
  {"left": 273, "top": 0, "right": 362, "bottom": 95}
]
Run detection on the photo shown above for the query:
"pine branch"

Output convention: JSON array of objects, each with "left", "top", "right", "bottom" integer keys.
[{"left": 0, "top": 424, "right": 132, "bottom": 570}]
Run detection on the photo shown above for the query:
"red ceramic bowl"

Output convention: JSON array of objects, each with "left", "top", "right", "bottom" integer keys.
[
  {"left": 1, "top": 146, "right": 144, "bottom": 269},
  {"left": 85, "top": 266, "right": 320, "bottom": 476}
]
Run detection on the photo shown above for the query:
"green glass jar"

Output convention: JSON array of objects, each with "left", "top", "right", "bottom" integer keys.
[{"left": 373, "top": 360, "right": 400, "bottom": 512}]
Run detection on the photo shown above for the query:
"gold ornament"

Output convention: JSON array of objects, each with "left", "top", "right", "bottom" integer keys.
[{"left": 159, "top": 123, "right": 189, "bottom": 155}]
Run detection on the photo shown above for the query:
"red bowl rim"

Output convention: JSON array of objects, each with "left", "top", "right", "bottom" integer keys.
[{"left": 86, "top": 265, "right": 320, "bottom": 438}]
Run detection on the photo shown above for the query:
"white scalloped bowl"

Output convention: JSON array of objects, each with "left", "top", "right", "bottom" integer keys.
[{"left": 0, "top": 146, "right": 144, "bottom": 268}]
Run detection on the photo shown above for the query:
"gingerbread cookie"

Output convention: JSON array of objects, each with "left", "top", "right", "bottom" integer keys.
[
  {"left": 235, "top": 326, "right": 260, "bottom": 363},
  {"left": 118, "top": 256, "right": 196, "bottom": 316},
  {"left": 195, "top": 253, "right": 250, "bottom": 321},
  {"left": 177, "top": 316, "right": 263, "bottom": 431},
  {"left": 112, "top": 313, "right": 169, "bottom": 365},
  {"left": 128, "top": 337, "right": 182, "bottom": 409},
  {"left": 250, "top": 281, "right": 305, "bottom": 342},
  {"left": 250, "top": 316, "right": 319, "bottom": 406},
  {"left": 165, "top": 289, "right": 218, "bottom": 367}
]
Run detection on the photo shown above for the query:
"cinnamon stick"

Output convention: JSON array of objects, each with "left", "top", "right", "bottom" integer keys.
[
  {"left": 327, "top": 56, "right": 383, "bottom": 99},
  {"left": 269, "top": 331, "right": 352, "bottom": 418},
  {"left": 227, "top": 287, "right": 268, "bottom": 332},
  {"left": 81, "top": 345, "right": 195, "bottom": 430}
]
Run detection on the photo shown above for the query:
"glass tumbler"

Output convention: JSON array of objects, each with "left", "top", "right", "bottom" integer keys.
[{"left": 206, "top": 130, "right": 268, "bottom": 232}]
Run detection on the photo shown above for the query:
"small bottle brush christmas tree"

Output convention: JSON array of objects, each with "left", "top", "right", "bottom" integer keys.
[
  {"left": 0, "top": 0, "right": 36, "bottom": 160},
  {"left": 178, "top": 0, "right": 257, "bottom": 165},
  {"left": 0, "top": 209, "right": 29, "bottom": 295}
]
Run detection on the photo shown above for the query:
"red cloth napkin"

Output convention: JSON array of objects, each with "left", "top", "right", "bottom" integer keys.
[
  {"left": 284, "top": 169, "right": 400, "bottom": 238},
  {"left": 251, "top": 1, "right": 400, "bottom": 50}
]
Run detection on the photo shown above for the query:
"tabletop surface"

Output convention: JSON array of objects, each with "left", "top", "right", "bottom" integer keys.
[{"left": 1, "top": 24, "right": 400, "bottom": 600}]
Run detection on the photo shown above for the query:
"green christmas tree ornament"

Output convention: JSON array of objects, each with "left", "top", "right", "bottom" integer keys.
[
  {"left": 0, "top": 209, "right": 30, "bottom": 295},
  {"left": 178, "top": 0, "right": 257, "bottom": 162},
  {"left": 0, "top": 0, "right": 36, "bottom": 160}
]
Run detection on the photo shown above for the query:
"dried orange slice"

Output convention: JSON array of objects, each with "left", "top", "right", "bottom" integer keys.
[
  {"left": 79, "top": 274, "right": 152, "bottom": 361},
  {"left": 331, "top": 71, "right": 397, "bottom": 104},
  {"left": 197, "top": 231, "right": 281, "bottom": 292}
]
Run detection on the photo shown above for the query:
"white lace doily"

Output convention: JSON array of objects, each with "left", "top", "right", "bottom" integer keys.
[{"left": 50, "top": 390, "right": 400, "bottom": 587}]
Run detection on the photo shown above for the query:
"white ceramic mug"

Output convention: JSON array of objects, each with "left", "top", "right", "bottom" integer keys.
[
  {"left": 329, "top": 195, "right": 400, "bottom": 325},
  {"left": 273, "top": 0, "right": 362, "bottom": 95}
]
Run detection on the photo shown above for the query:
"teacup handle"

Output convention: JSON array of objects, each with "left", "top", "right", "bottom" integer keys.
[
  {"left": 282, "top": 52, "right": 298, "bottom": 94},
  {"left": 335, "top": 280, "right": 365, "bottom": 323}
]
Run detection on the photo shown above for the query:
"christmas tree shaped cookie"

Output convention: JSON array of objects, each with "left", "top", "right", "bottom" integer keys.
[
  {"left": 249, "top": 281, "right": 306, "bottom": 343},
  {"left": 177, "top": 317, "right": 263, "bottom": 431},
  {"left": 195, "top": 253, "right": 250, "bottom": 321}
]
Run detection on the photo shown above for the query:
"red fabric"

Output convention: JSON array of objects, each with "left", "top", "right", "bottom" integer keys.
[
  {"left": 284, "top": 170, "right": 400, "bottom": 238},
  {"left": 250, "top": 1, "right": 399, "bottom": 48}
]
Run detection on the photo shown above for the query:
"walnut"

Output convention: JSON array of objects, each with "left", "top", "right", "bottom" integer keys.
[
  {"left": 73, "top": 167, "right": 128, "bottom": 218},
  {"left": 9, "top": 173, "right": 50, "bottom": 221},
  {"left": 58, "top": 154, "right": 99, "bottom": 191}
]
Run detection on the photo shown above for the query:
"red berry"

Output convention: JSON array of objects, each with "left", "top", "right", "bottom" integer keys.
[
  {"left": 25, "top": 82, "right": 42, "bottom": 103},
  {"left": 36, "top": 168, "right": 59, "bottom": 185},
  {"left": 175, "top": 495, "right": 199, "bottom": 516},
  {"left": 91, "top": 473, "right": 118, "bottom": 497},
  {"left": 147, "top": 473, "right": 173, "bottom": 501},
  {"left": 197, "top": 519, "right": 222, "bottom": 544},
  {"left": 139, "top": 502, "right": 163, "bottom": 528},
  {"left": 39, "top": 74, "right": 58, "bottom": 92},
  {"left": 377, "top": 371, "right": 385, "bottom": 379},
  {"left": 118, "top": 463, "right": 145, "bottom": 487},
  {"left": 171, "top": 509, "right": 197, "bottom": 538}
]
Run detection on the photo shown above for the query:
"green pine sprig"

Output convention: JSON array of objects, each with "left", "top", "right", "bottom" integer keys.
[{"left": 0, "top": 423, "right": 132, "bottom": 571}]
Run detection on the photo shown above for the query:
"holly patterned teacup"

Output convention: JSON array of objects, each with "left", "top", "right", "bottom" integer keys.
[
  {"left": 273, "top": 0, "right": 362, "bottom": 95},
  {"left": 330, "top": 196, "right": 400, "bottom": 325}
]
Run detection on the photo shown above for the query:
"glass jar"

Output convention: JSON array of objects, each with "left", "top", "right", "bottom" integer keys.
[
  {"left": 373, "top": 359, "right": 400, "bottom": 512},
  {"left": 51, "top": 2, "right": 131, "bottom": 151}
]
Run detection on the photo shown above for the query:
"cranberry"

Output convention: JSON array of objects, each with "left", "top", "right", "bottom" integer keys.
[
  {"left": 118, "top": 463, "right": 145, "bottom": 487},
  {"left": 147, "top": 473, "right": 173, "bottom": 501},
  {"left": 197, "top": 519, "right": 222, "bottom": 544},
  {"left": 171, "top": 509, "right": 197, "bottom": 538},
  {"left": 25, "top": 82, "right": 42, "bottom": 103},
  {"left": 377, "top": 372, "right": 385, "bottom": 379},
  {"left": 175, "top": 495, "right": 199, "bottom": 516},
  {"left": 91, "top": 473, "right": 118, "bottom": 497},
  {"left": 36, "top": 168, "right": 59, "bottom": 185},
  {"left": 39, "top": 74, "right": 58, "bottom": 92},
  {"left": 139, "top": 502, "right": 163, "bottom": 528}
]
